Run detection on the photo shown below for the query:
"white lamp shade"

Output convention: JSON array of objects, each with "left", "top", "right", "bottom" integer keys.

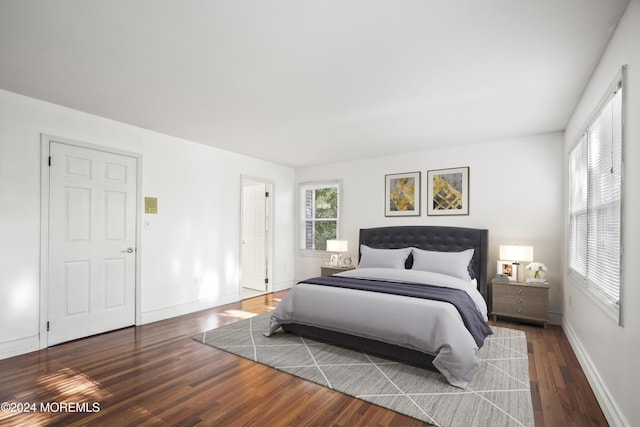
[
  {"left": 499, "top": 245, "right": 533, "bottom": 262},
  {"left": 326, "top": 240, "right": 348, "bottom": 252}
]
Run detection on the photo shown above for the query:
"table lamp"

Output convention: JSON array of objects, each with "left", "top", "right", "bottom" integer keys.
[{"left": 499, "top": 245, "right": 534, "bottom": 282}]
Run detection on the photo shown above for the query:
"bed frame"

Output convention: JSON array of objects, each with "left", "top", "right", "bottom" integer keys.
[{"left": 283, "top": 225, "right": 489, "bottom": 368}]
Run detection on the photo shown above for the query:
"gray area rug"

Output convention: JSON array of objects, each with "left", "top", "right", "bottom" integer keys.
[{"left": 193, "top": 312, "right": 534, "bottom": 427}]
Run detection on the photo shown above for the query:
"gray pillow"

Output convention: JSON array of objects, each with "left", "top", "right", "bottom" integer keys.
[
  {"left": 411, "top": 247, "right": 474, "bottom": 280},
  {"left": 358, "top": 245, "right": 412, "bottom": 269}
]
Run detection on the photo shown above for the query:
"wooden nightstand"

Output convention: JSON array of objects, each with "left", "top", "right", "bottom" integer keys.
[
  {"left": 320, "top": 265, "right": 355, "bottom": 276},
  {"left": 491, "top": 280, "right": 550, "bottom": 327}
]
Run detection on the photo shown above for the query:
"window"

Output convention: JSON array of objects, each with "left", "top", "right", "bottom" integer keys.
[
  {"left": 568, "top": 68, "right": 624, "bottom": 324},
  {"left": 300, "top": 181, "right": 340, "bottom": 251}
]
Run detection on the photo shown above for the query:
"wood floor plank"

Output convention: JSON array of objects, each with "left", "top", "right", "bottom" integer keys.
[{"left": 0, "top": 291, "right": 606, "bottom": 426}]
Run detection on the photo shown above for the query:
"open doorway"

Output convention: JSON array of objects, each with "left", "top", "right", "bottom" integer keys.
[{"left": 240, "top": 177, "right": 273, "bottom": 299}]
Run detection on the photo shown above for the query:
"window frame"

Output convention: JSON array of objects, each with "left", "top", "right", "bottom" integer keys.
[
  {"left": 298, "top": 180, "right": 342, "bottom": 255},
  {"left": 567, "top": 66, "right": 625, "bottom": 326}
]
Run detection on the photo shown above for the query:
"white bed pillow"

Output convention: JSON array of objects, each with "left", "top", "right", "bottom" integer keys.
[
  {"left": 411, "top": 247, "right": 475, "bottom": 281},
  {"left": 358, "top": 245, "right": 412, "bottom": 269}
]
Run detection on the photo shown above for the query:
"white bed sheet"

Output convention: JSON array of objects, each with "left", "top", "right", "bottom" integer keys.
[{"left": 267, "top": 268, "right": 489, "bottom": 388}]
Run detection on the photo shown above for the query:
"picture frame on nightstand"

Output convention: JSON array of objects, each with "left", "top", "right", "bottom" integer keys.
[
  {"left": 497, "top": 260, "right": 517, "bottom": 281},
  {"left": 329, "top": 253, "right": 340, "bottom": 266}
]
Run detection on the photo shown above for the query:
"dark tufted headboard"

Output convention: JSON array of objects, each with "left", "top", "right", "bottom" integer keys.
[{"left": 359, "top": 226, "right": 489, "bottom": 300}]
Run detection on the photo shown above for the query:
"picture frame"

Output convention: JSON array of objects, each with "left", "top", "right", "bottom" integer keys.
[
  {"left": 427, "top": 167, "right": 469, "bottom": 216},
  {"left": 329, "top": 253, "right": 340, "bottom": 266},
  {"left": 385, "top": 171, "right": 420, "bottom": 217},
  {"left": 497, "top": 260, "right": 517, "bottom": 281}
]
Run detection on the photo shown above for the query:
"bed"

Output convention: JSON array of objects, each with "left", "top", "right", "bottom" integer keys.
[{"left": 266, "top": 225, "right": 491, "bottom": 388}]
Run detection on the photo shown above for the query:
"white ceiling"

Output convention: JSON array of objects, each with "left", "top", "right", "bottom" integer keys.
[{"left": 0, "top": 0, "right": 630, "bottom": 167}]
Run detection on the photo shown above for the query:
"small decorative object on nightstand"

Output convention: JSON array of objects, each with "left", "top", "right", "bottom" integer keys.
[
  {"left": 491, "top": 279, "right": 550, "bottom": 327},
  {"left": 320, "top": 265, "right": 355, "bottom": 276},
  {"left": 525, "top": 262, "right": 549, "bottom": 284}
]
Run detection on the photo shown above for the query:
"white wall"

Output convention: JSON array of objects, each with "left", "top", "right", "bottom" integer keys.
[
  {"left": 563, "top": 2, "right": 639, "bottom": 426},
  {"left": 295, "top": 133, "right": 565, "bottom": 322},
  {"left": 0, "top": 89, "right": 295, "bottom": 359}
]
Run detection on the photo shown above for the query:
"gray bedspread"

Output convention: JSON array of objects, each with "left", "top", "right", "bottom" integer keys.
[
  {"left": 301, "top": 275, "right": 493, "bottom": 348},
  {"left": 266, "top": 268, "right": 490, "bottom": 388}
]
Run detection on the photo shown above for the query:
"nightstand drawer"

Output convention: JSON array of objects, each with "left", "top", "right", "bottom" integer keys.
[
  {"left": 493, "top": 283, "right": 546, "bottom": 299},
  {"left": 493, "top": 297, "right": 547, "bottom": 319}
]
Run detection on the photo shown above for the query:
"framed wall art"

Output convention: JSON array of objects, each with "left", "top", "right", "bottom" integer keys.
[
  {"left": 427, "top": 166, "right": 469, "bottom": 216},
  {"left": 385, "top": 171, "right": 420, "bottom": 216}
]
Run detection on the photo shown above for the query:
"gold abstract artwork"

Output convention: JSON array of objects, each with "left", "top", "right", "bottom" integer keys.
[
  {"left": 432, "top": 174, "right": 463, "bottom": 210},
  {"left": 389, "top": 177, "right": 415, "bottom": 211}
]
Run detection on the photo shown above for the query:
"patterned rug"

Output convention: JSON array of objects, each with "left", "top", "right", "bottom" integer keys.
[{"left": 193, "top": 312, "right": 534, "bottom": 427}]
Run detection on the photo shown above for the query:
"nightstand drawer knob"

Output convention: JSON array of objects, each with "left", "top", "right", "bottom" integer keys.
[
  {"left": 518, "top": 298, "right": 523, "bottom": 304},
  {"left": 518, "top": 289, "right": 523, "bottom": 294},
  {"left": 518, "top": 308, "right": 523, "bottom": 313}
]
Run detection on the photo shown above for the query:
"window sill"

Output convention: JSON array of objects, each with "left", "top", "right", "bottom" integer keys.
[{"left": 298, "top": 249, "right": 330, "bottom": 259}]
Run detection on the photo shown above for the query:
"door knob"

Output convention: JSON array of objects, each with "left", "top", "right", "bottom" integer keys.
[{"left": 121, "top": 247, "right": 134, "bottom": 253}]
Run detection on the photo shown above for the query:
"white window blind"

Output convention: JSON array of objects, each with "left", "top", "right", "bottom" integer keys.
[{"left": 568, "top": 72, "right": 623, "bottom": 323}]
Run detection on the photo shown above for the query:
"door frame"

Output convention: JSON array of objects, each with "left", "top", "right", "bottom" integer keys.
[
  {"left": 39, "top": 134, "right": 143, "bottom": 349},
  {"left": 240, "top": 175, "right": 274, "bottom": 297}
]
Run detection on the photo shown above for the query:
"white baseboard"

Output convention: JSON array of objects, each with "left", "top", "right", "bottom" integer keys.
[
  {"left": 272, "top": 280, "right": 294, "bottom": 292},
  {"left": 0, "top": 334, "right": 40, "bottom": 361},
  {"left": 139, "top": 294, "right": 239, "bottom": 325},
  {"left": 562, "top": 320, "right": 629, "bottom": 427}
]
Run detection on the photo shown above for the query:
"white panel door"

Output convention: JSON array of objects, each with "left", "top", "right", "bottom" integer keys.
[
  {"left": 48, "top": 142, "right": 137, "bottom": 345},
  {"left": 242, "top": 183, "right": 267, "bottom": 291}
]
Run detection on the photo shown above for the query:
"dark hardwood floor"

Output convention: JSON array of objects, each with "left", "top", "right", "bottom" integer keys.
[{"left": 0, "top": 291, "right": 607, "bottom": 426}]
